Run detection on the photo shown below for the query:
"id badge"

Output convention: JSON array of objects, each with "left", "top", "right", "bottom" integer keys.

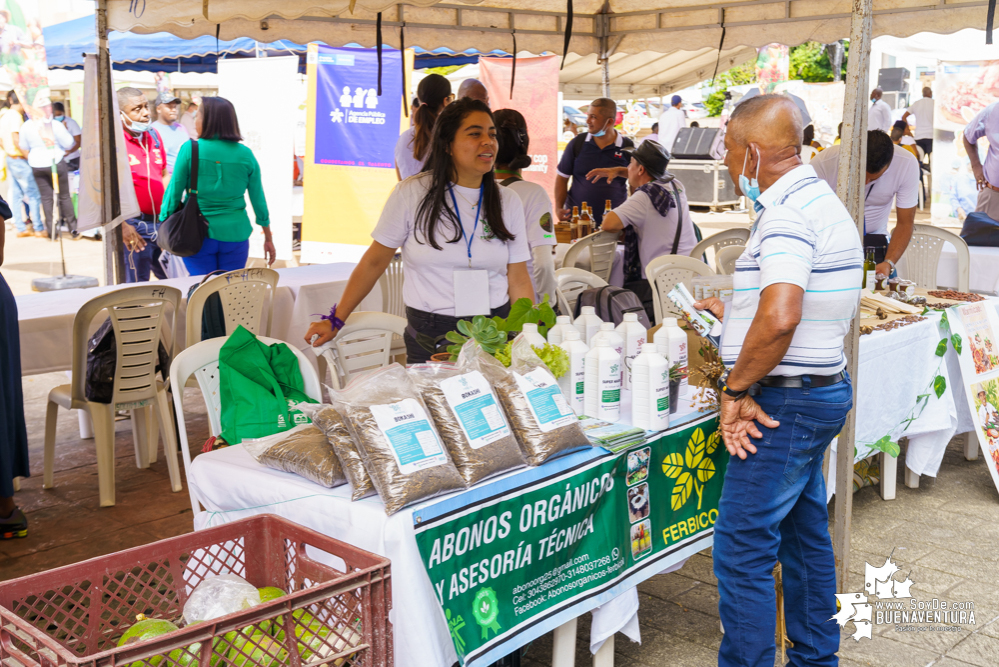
[{"left": 453, "top": 269, "right": 490, "bottom": 317}]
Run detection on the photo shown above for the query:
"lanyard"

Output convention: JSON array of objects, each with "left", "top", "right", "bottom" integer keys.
[
  {"left": 448, "top": 184, "right": 484, "bottom": 268},
  {"left": 863, "top": 181, "right": 875, "bottom": 234}
]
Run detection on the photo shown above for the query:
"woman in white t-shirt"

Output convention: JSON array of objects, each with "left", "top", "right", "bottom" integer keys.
[
  {"left": 394, "top": 74, "right": 453, "bottom": 181},
  {"left": 493, "top": 109, "right": 557, "bottom": 303},
  {"left": 307, "top": 98, "right": 534, "bottom": 363}
]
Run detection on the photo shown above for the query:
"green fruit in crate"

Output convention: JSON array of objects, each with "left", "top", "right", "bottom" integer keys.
[
  {"left": 228, "top": 631, "right": 288, "bottom": 667},
  {"left": 117, "top": 616, "right": 181, "bottom": 667},
  {"left": 257, "top": 587, "right": 285, "bottom": 603}
]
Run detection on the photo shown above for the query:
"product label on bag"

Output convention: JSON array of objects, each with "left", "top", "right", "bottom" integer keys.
[
  {"left": 514, "top": 369, "right": 575, "bottom": 432},
  {"left": 440, "top": 371, "right": 511, "bottom": 449},
  {"left": 370, "top": 399, "right": 447, "bottom": 473}
]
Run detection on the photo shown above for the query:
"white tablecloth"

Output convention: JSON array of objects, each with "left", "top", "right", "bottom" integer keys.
[
  {"left": 15, "top": 263, "right": 377, "bottom": 376},
  {"left": 896, "top": 244, "right": 999, "bottom": 295}
]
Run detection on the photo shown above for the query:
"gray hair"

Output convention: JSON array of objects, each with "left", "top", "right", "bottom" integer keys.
[{"left": 116, "top": 87, "right": 145, "bottom": 108}]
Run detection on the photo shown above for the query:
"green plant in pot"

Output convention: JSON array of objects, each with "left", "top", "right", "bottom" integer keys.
[{"left": 668, "top": 362, "right": 683, "bottom": 415}]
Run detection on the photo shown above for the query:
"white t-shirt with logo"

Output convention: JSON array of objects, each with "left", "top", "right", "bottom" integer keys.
[
  {"left": 503, "top": 178, "right": 556, "bottom": 297},
  {"left": 373, "top": 172, "right": 531, "bottom": 316},
  {"left": 394, "top": 127, "right": 427, "bottom": 180},
  {"left": 906, "top": 97, "right": 935, "bottom": 141},
  {"left": 809, "top": 144, "right": 919, "bottom": 236}
]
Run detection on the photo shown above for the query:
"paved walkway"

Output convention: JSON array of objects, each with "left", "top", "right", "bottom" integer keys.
[{"left": 5, "top": 372, "right": 998, "bottom": 666}]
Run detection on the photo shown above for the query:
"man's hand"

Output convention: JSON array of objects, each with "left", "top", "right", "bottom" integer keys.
[
  {"left": 693, "top": 297, "right": 725, "bottom": 321},
  {"left": 305, "top": 319, "right": 336, "bottom": 347},
  {"left": 973, "top": 163, "right": 987, "bottom": 190},
  {"left": 719, "top": 393, "right": 780, "bottom": 460},
  {"left": 263, "top": 240, "right": 276, "bottom": 266},
  {"left": 122, "top": 222, "right": 146, "bottom": 252},
  {"left": 875, "top": 262, "right": 892, "bottom": 278},
  {"left": 558, "top": 207, "right": 572, "bottom": 221},
  {"left": 586, "top": 167, "right": 621, "bottom": 185}
]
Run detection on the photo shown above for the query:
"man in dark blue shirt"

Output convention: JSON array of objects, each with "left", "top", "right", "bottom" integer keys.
[{"left": 556, "top": 98, "right": 633, "bottom": 225}]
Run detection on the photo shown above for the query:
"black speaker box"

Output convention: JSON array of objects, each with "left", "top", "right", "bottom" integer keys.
[
  {"left": 877, "top": 67, "right": 910, "bottom": 92},
  {"left": 670, "top": 127, "right": 718, "bottom": 160}
]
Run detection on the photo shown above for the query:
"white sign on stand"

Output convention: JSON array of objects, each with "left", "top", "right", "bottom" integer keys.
[{"left": 218, "top": 56, "right": 299, "bottom": 261}]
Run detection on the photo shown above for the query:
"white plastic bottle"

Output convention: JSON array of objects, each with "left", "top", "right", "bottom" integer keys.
[
  {"left": 574, "top": 306, "right": 603, "bottom": 346},
  {"left": 615, "top": 312, "right": 648, "bottom": 391},
  {"left": 584, "top": 338, "right": 622, "bottom": 422},
  {"left": 631, "top": 343, "right": 670, "bottom": 431},
  {"left": 558, "top": 329, "right": 589, "bottom": 415},
  {"left": 592, "top": 322, "right": 624, "bottom": 358},
  {"left": 547, "top": 315, "right": 577, "bottom": 347},
  {"left": 654, "top": 317, "right": 688, "bottom": 396},
  {"left": 517, "top": 322, "right": 548, "bottom": 349}
]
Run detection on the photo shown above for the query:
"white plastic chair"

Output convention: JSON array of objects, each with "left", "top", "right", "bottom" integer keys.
[
  {"left": 313, "top": 312, "right": 409, "bottom": 391},
  {"left": 715, "top": 245, "right": 745, "bottom": 275},
  {"left": 377, "top": 255, "right": 406, "bottom": 360},
  {"left": 903, "top": 224, "right": 970, "bottom": 292},
  {"left": 645, "top": 255, "right": 715, "bottom": 325},
  {"left": 561, "top": 230, "right": 620, "bottom": 283},
  {"left": 553, "top": 243, "right": 571, "bottom": 270},
  {"left": 170, "top": 335, "right": 323, "bottom": 514},
  {"left": 43, "top": 285, "right": 184, "bottom": 507},
  {"left": 185, "top": 267, "right": 279, "bottom": 349},
  {"left": 555, "top": 267, "right": 608, "bottom": 317},
  {"left": 689, "top": 228, "right": 751, "bottom": 266}
]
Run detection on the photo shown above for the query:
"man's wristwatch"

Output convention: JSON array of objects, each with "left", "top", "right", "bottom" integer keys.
[
  {"left": 887, "top": 259, "right": 896, "bottom": 274},
  {"left": 717, "top": 370, "right": 749, "bottom": 401}
]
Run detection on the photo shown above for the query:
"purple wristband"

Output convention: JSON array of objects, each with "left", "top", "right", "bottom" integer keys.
[{"left": 314, "top": 304, "right": 345, "bottom": 330}]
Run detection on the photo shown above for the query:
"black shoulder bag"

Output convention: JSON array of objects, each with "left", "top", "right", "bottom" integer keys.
[{"left": 157, "top": 140, "right": 207, "bottom": 257}]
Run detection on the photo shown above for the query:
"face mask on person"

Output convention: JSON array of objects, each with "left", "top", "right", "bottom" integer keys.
[
  {"left": 54, "top": 115, "right": 65, "bottom": 122},
  {"left": 739, "top": 146, "right": 762, "bottom": 204},
  {"left": 122, "top": 113, "right": 150, "bottom": 134},
  {"left": 592, "top": 117, "right": 611, "bottom": 138}
]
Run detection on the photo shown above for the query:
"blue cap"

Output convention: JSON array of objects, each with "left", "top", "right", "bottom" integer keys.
[{"left": 671, "top": 95, "right": 682, "bottom": 106}]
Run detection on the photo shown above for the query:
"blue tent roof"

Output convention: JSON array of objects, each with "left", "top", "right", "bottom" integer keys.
[
  {"left": 43, "top": 15, "right": 306, "bottom": 73},
  {"left": 42, "top": 15, "right": 510, "bottom": 73}
]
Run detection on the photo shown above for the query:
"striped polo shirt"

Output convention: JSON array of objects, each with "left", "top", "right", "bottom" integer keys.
[{"left": 720, "top": 165, "right": 863, "bottom": 376}]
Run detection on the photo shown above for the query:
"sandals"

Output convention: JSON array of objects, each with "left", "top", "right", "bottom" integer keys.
[{"left": 0, "top": 508, "right": 27, "bottom": 540}]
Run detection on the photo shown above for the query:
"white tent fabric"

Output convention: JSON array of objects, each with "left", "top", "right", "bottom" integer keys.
[
  {"left": 107, "top": 0, "right": 990, "bottom": 57},
  {"left": 873, "top": 27, "right": 998, "bottom": 61}
]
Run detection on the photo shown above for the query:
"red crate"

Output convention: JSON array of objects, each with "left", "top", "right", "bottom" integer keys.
[{"left": 0, "top": 514, "right": 392, "bottom": 667}]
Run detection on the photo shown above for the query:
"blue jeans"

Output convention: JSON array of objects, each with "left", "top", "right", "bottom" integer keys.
[
  {"left": 183, "top": 237, "right": 250, "bottom": 276},
  {"left": 714, "top": 377, "right": 853, "bottom": 667},
  {"left": 7, "top": 158, "right": 42, "bottom": 232},
  {"left": 123, "top": 218, "right": 167, "bottom": 283}
]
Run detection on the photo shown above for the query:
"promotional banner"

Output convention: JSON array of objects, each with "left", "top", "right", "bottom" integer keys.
[
  {"left": 479, "top": 55, "right": 559, "bottom": 209},
  {"left": 947, "top": 303, "right": 999, "bottom": 495},
  {"left": 755, "top": 44, "right": 790, "bottom": 93},
  {"left": 301, "top": 44, "right": 408, "bottom": 264},
  {"left": 414, "top": 415, "right": 725, "bottom": 667},
  {"left": 931, "top": 61, "right": 999, "bottom": 224},
  {"left": 0, "top": 0, "right": 49, "bottom": 119},
  {"left": 218, "top": 56, "right": 299, "bottom": 261}
]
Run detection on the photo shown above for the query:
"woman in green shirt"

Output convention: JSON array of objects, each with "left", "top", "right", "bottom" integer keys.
[{"left": 159, "top": 97, "right": 275, "bottom": 273}]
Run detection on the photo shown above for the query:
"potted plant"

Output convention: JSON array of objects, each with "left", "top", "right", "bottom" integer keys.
[{"left": 668, "top": 362, "right": 682, "bottom": 414}]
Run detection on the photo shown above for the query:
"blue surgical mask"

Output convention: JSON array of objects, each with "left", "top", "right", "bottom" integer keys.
[
  {"left": 592, "top": 118, "right": 611, "bottom": 138},
  {"left": 739, "top": 147, "right": 761, "bottom": 205},
  {"left": 122, "top": 113, "right": 150, "bottom": 134},
  {"left": 53, "top": 115, "right": 65, "bottom": 122}
]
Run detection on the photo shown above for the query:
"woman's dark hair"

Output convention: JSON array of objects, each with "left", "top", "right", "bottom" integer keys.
[
  {"left": 199, "top": 96, "right": 242, "bottom": 142},
  {"left": 494, "top": 108, "right": 532, "bottom": 171},
  {"left": 415, "top": 98, "right": 514, "bottom": 250},
  {"left": 412, "top": 74, "right": 452, "bottom": 161},
  {"left": 802, "top": 123, "right": 814, "bottom": 146},
  {"left": 866, "top": 130, "right": 895, "bottom": 174}
]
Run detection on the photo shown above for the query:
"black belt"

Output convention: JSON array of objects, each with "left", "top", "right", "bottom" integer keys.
[{"left": 751, "top": 372, "right": 846, "bottom": 393}]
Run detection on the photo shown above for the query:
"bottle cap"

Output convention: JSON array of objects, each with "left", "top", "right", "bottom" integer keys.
[
  {"left": 642, "top": 342, "right": 658, "bottom": 353},
  {"left": 564, "top": 329, "right": 581, "bottom": 340},
  {"left": 600, "top": 322, "right": 614, "bottom": 331},
  {"left": 595, "top": 338, "right": 609, "bottom": 347},
  {"left": 522, "top": 323, "right": 538, "bottom": 333},
  {"left": 556, "top": 315, "right": 571, "bottom": 324},
  {"left": 581, "top": 306, "right": 595, "bottom": 315},
  {"left": 623, "top": 312, "right": 638, "bottom": 322},
  {"left": 664, "top": 317, "right": 678, "bottom": 326}
]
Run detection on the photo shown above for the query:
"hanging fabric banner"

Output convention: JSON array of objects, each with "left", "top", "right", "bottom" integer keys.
[
  {"left": 479, "top": 55, "right": 559, "bottom": 210},
  {"left": 301, "top": 44, "right": 408, "bottom": 264}
]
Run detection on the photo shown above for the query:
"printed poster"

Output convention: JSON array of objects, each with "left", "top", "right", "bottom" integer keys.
[
  {"left": 948, "top": 302, "right": 999, "bottom": 495},
  {"left": 301, "top": 44, "right": 410, "bottom": 264},
  {"left": 931, "top": 61, "right": 999, "bottom": 224}
]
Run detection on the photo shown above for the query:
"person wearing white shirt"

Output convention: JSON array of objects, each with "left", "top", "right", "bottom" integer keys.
[
  {"left": 868, "top": 88, "right": 893, "bottom": 133},
  {"left": 51, "top": 102, "right": 81, "bottom": 170},
  {"left": 494, "top": 108, "right": 557, "bottom": 304},
  {"left": 18, "top": 98, "right": 78, "bottom": 238},
  {"left": 978, "top": 390, "right": 999, "bottom": 432},
  {"left": 658, "top": 95, "right": 686, "bottom": 153},
  {"left": 395, "top": 74, "right": 452, "bottom": 181},
  {"left": 306, "top": 98, "right": 534, "bottom": 363},
  {"left": 902, "top": 87, "right": 934, "bottom": 156},
  {"left": 809, "top": 131, "right": 918, "bottom": 278}
]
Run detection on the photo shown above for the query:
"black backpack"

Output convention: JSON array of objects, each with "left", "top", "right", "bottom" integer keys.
[
  {"left": 85, "top": 318, "right": 171, "bottom": 404},
  {"left": 186, "top": 271, "right": 228, "bottom": 342},
  {"left": 572, "top": 285, "right": 651, "bottom": 328},
  {"left": 960, "top": 212, "right": 999, "bottom": 247}
]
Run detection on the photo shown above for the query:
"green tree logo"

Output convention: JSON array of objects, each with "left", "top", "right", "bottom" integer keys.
[{"left": 662, "top": 428, "right": 720, "bottom": 510}]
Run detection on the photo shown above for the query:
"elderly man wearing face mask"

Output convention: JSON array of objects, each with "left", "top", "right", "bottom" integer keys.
[
  {"left": 694, "top": 94, "right": 862, "bottom": 667},
  {"left": 118, "top": 87, "right": 169, "bottom": 282}
]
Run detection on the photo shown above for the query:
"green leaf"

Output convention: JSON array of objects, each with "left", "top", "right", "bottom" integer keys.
[
  {"left": 936, "top": 338, "right": 949, "bottom": 357},
  {"left": 457, "top": 320, "right": 474, "bottom": 337},
  {"left": 921, "top": 306, "right": 929, "bottom": 316},
  {"left": 445, "top": 331, "right": 468, "bottom": 345},
  {"left": 883, "top": 441, "right": 901, "bottom": 457},
  {"left": 940, "top": 310, "right": 950, "bottom": 331},
  {"left": 933, "top": 374, "right": 947, "bottom": 399},
  {"left": 538, "top": 301, "right": 557, "bottom": 328},
  {"left": 951, "top": 333, "right": 963, "bottom": 355},
  {"left": 873, "top": 435, "right": 892, "bottom": 451}
]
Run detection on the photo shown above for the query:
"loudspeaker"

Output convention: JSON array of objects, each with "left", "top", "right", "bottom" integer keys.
[
  {"left": 878, "top": 67, "right": 910, "bottom": 92},
  {"left": 670, "top": 127, "right": 718, "bottom": 160}
]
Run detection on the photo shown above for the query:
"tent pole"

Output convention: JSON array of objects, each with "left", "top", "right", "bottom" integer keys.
[
  {"left": 96, "top": 0, "right": 123, "bottom": 285},
  {"left": 832, "top": 0, "right": 873, "bottom": 594}
]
